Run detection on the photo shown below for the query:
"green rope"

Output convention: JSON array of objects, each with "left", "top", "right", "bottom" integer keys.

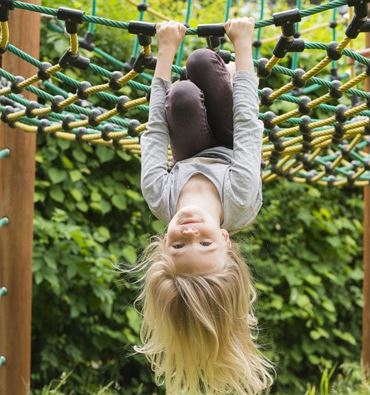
[
  {"left": 0, "top": 148, "right": 10, "bottom": 158},
  {"left": 88, "top": 0, "right": 97, "bottom": 33},
  {"left": 291, "top": 0, "right": 301, "bottom": 70},
  {"left": 13, "top": 0, "right": 347, "bottom": 32},
  {"left": 254, "top": 0, "right": 264, "bottom": 59},
  {"left": 0, "top": 217, "right": 9, "bottom": 228},
  {"left": 0, "top": 287, "right": 7, "bottom": 297},
  {"left": 176, "top": 0, "right": 192, "bottom": 67},
  {"left": 0, "top": 356, "right": 6, "bottom": 366}
]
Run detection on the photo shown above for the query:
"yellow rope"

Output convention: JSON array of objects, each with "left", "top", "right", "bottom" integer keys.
[
  {"left": 125, "top": 0, "right": 171, "bottom": 21},
  {"left": 0, "top": 21, "right": 9, "bottom": 49},
  {"left": 265, "top": 55, "right": 280, "bottom": 71},
  {"left": 70, "top": 33, "right": 79, "bottom": 55}
]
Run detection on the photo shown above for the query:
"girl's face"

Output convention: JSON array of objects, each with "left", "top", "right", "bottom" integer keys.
[{"left": 165, "top": 206, "right": 231, "bottom": 274}]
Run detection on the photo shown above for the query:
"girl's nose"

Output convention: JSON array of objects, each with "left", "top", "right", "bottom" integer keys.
[{"left": 182, "top": 228, "right": 200, "bottom": 237}]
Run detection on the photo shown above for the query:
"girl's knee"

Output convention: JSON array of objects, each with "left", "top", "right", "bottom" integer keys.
[
  {"left": 166, "top": 80, "right": 202, "bottom": 113},
  {"left": 186, "top": 48, "right": 218, "bottom": 75}
]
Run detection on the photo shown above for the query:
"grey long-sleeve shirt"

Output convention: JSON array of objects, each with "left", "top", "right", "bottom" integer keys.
[{"left": 140, "top": 71, "right": 263, "bottom": 233}]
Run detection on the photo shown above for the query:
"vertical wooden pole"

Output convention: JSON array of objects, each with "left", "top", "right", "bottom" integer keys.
[
  {"left": 363, "top": 28, "right": 370, "bottom": 378},
  {"left": 0, "top": 2, "right": 40, "bottom": 394}
]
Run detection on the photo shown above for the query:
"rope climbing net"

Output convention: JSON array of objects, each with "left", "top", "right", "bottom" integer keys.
[{"left": 0, "top": 0, "right": 370, "bottom": 188}]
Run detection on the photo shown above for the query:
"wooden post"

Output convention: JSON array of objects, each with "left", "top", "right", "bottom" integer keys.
[
  {"left": 0, "top": 2, "right": 40, "bottom": 394},
  {"left": 363, "top": 28, "right": 370, "bottom": 378}
]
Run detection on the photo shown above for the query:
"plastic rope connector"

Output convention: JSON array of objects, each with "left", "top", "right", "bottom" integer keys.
[
  {"left": 0, "top": 0, "right": 13, "bottom": 22},
  {"left": 37, "top": 62, "right": 53, "bottom": 81},
  {"left": 128, "top": 119, "right": 141, "bottom": 137},
  {"left": 59, "top": 50, "right": 90, "bottom": 70},
  {"left": 79, "top": 32, "right": 95, "bottom": 51},
  {"left": 57, "top": 7, "right": 85, "bottom": 34}
]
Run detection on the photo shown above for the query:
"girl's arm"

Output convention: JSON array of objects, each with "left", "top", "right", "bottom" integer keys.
[
  {"left": 140, "top": 22, "right": 186, "bottom": 215},
  {"left": 225, "top": 19, "right": 263, "bottom": 211}
]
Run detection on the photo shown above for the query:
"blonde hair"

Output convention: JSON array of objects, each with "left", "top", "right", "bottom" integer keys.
[{"left": 122, "top": 235, "right": 274, "bottom": 394}]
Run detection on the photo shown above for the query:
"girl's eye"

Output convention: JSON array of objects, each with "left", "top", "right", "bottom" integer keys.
[
  {"left": 200, "top": 241, "right": 212, "bottom": 246},
  {"left": 172, "top": 243, "right": 184, "bottom": 249}
]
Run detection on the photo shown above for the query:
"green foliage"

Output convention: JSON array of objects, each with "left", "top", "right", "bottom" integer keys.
[
  {"left": 238, "top": 181, "right": 364, "bottom": 394},
  {"left": 305, "top": 363, "right": 370, "bottom": 395}
]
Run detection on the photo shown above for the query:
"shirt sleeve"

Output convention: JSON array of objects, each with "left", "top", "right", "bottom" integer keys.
[
  {"left": 229, "top": 71, "right": 263, "bottom": 215},
  {"left": 140, "top": 77, "right": 172, "bottom": 219}
]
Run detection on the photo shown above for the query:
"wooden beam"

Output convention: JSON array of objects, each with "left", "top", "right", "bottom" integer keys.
[
  {"left": 0, "top": 2, "right": 40, "bottom": 394},
  {"left": 363, "top": 28, "right": 370, "bottom": 378}
]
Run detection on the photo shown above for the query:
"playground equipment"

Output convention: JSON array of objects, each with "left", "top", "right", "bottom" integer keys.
[{"left": 0, "top": 0, "right": 370, "bottom": 393}]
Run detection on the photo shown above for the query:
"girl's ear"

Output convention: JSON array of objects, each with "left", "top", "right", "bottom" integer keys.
[{"left": 221, "top": 229, "right": 232, "bottom": 248}]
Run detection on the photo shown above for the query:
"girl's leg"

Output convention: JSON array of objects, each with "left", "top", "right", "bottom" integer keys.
[
  {"left": 186, "top": 48, "right": 233, "bottom": 148},
  {"left": 165, "top": 80, "right": 217, "bottom": 162}
]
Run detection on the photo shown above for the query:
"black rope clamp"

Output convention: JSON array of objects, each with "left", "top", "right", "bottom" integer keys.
[
  {"left": 75, "top": 127, "right": 87, "bottom": 143},
  {"left": 137, "top": 3, "right": 148, "bottom": 11},
  {"left": 326, "top": 42, "right": 342, "bottom": 61},
  {"left": 299, "top": 115, "right": 312, "bottom": 137},
  {"left": 292, "top": 68, "right": 306, "bottom": 88},
  {"left": 263, "top": 111, "right": 276, "bottom": 129},
  {"left": 335, "top": 104, "right": 347, "bottom": 123},
  {"left": 76, "top": 81, "right": 92, "bottom": 99},
  {"left": 10, "top": 76, "right": 25, "bottom": 94},
  {"left": 298, "top": 96, "right": 311, "bottom": 115},
  {"left": 101, "top": 124, "right": 114, "bottom": 141},
  {"left": 59, "top": 50, "right": 90, "bottom": 70},
  {"left": 257, "top": 58, "right": 271, "bottom": 78},
  {"left": 79, "top": 32, "right": 95, "bottom": 51},
  {"left": 0, "top": 105, "right": 14, "bottom": 124},
  {"left": 0, "top": 0, "right": 14, "bottom": 22},
  {"left": 207, "top": 36, "right": 222, "bottom": 50},
  {"left": 109, "top": 71, "right": 123, "bottom": 91},
  {"left": 116, "top": 96, "right": 129, "bottom": 115},
  {"left": 62, "top": 114, "right": 75, "bottom": 131},
  {"left": 88, "top": 109, "right": 102, "bottom": 126},
  {"left": 133, "top": 52, "right": 154, "bottom": 73},
  {"left": 128, "top": 119, "right": 141, "bottom": 137},
  {"left": 128, "top": 21, "right": 156, "bottom": 36},
  {"left": 51, "top": 95, "right": 65, "bottom": 113},
  {"left": 253, "top": 40, "right": 262, "bottom": 48},
  {"left": 332, "top": 123, "right": 344, "bottom": 144},
  {"left": 57, "top": 7, "right": 85, "bottom": 34},
  {"left": 260, "top": 87, "right": 273, "bottom": 106},
  {"left": 37, "top": 62, "right": 53, "bottom": 81},
  {"left": 25, "top": 101, "right": 39, "bottom": 118},
  {"left": 37, "top": 119, "right": 51, "bottom": 134},
  {"left": 329, "top": 80, "right": 342, "bottom": 99}
]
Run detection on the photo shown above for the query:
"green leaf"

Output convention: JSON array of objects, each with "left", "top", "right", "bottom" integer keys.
[
  {"left": 70, "top": 188, "right": 83, "bottom": 202},
  {"left": 122, "top": 245, "right": 137, "bottom": 264},
  {"left": 50, "top": 186, "right": 65, "bottom": 203},
  {"left": 112, "top": 195, "right": 127, "bottom": 210},
  {"left": 70, "top": 170, "right": 82, "bottom": 182},
  {"left": 48, "top": 168, "right": 66, "bottom": 184},
  {"left": 96, "top": 146, "right": 115, "bottom": 163}
]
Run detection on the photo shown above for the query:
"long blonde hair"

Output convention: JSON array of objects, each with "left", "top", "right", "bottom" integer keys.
[{"left": 122, "top": 235, "right": 274, "bottom": 394}]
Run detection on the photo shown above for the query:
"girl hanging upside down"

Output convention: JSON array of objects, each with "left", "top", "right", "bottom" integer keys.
[{"left": 125, "top": 17, "right": 274, "bottom": 395}]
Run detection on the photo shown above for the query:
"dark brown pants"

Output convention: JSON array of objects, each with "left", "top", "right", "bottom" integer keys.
[{"left": 165, "top": 48, "right": 234, "bottom": 162}]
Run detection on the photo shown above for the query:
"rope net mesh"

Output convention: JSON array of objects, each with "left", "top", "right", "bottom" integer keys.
[{"left": 0, "top": 0, "right": 369, "bottom": 187}]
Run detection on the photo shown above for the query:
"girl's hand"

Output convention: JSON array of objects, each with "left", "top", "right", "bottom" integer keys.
[
  {"left": 156, "top": 21, "right": 187, "bottom": 54},
  {"left": 224, "top": 17, "right": 255, "bottom": 48}
]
